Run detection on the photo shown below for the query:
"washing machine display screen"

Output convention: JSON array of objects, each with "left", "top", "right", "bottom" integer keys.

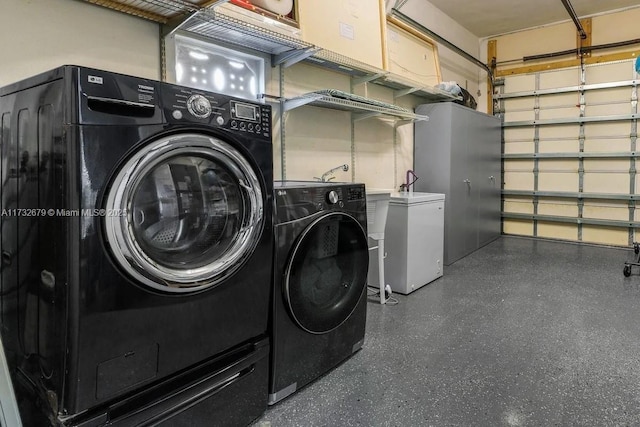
[
  {"left": 234, "top": 103, "right": 257, "bottom": 121},
  {"left": 131, "top": 155, "right": 243, "bottom": 269},
  {"left": 285, "top": 214, "right": 368, "bottom": 334}
]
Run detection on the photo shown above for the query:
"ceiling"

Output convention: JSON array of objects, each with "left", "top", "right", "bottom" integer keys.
[{"left": 416, "top": 0, "right": 640, "bottom": 37}]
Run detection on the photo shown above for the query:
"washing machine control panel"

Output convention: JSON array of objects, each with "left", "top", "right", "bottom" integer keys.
[{"left": 161, "top": 85, "right": 271, "bottom": 141}]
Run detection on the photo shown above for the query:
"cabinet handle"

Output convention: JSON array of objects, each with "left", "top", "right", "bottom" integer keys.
[{"left": 463, "top": 179, "right": 471, "bottom": 190}]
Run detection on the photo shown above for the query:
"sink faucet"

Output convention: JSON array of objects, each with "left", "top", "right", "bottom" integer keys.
[
  {"left": 315, "top": 164, "right": 349, "bottom": 182},
  {"left": 399, "top": 169, "right": 419, "bottom": 192}
]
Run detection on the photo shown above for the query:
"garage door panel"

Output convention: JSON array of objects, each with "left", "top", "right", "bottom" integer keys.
[
  {"left": 537, "top": 222, "right": 577, "bottom": 240},
  {"left": 585, "top": 102, "right": 631, "bottom": 117},
  {"left": 504, "top": 127, "right": 534, "bottom": 142},
  {"left": 538, "top": 198, "right": 578, "bottom": 217},
  {"left": 584, "top": 201, "right": 629, "bottom": 221},
  {"left": 539, "top": 172, "right": 579, "bottom": 192},
  {"left": 504, "top": 197, "right": 533, "bottom": 214},
  {"left": 585, "top": 60, "right": 635, "bottom": 84},
  {"left": 582, "top": 226, "right": 629, "bottom": 246},
  {"left": 583, "top": 137, "right": 630, "bottom": 153},
  {"left": 504, "top": 171, "right": 534, "bottom": 191},
  {"left": 583, "top": 172, "right": 629, "bottom": 193},
  {"left": 583, "top": 159, "right": 629, "bottom": 172},
  {"left": 539, "top": 93, "right": 579, "bottom": 109},
  {"left": 539, "top": 139, "right": 579, "bottom": 153},
  {"left": 503, "top": 219, "right": 533, "bottom": 236},
  {"left": 504, "top": 110, "right": 535, "bottom": 122},
  {"left": 539, "top": 68, "right": 581, "bottom": 90},
  {"left": 504, "top": 74, "right": 536, "bottom": 93},
  {"left": 504, "top": 141, "right": 534, "bottom": 154},
  {"left": 584, "top": 122, "right": 630, "bottom": 138},
  {"left": 539, "top": 106, "right": 580, "bottom": 120},
  {"left": 539, "top": 125, "right": 580, "bottom": 139}
]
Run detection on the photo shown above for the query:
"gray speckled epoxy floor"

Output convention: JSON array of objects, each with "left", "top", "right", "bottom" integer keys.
[{"left": 254, "top": 236, "right": 640, "bottom": 426}]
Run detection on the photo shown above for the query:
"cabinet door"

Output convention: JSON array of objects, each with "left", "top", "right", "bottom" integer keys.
[
  {"left": 477, "top": 115, "right": 502, "bottom": 247},
  {"left": 447, "top": 119, "right": 476, "bottom": 265}
]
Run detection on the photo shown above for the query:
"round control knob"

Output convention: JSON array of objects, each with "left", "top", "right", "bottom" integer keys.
[
  {"left": 186, "top": 94, "right": 212, "bottom": 118},
  {"left": 327, "top": 190, "right": 339, "bottom": 204},
  {"left": 216, "top": 116, "right": 224, "bottom": 125}
]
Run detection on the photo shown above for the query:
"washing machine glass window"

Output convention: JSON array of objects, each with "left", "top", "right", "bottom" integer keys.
[
  {"left": 284, "top": 212, "right": 368, "bottom": 334},
  {"left": 104, "top": 133, "right": 264, "bottom": 293}
]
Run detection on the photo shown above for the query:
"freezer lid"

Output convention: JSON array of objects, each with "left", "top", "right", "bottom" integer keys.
[{"left": 389, "top": 192, "right": 445, "bottom": 205}]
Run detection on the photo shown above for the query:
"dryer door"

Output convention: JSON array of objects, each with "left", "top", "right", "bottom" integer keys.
[
  {"left": 284, "top": 212, "right": 368, "bottom": 334},
  {"left": 104, "top": 132, "right": 264, "bottom": 293}
]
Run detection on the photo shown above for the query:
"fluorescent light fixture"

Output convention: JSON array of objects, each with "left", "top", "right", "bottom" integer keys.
[
  {"left": 189, "top": 51, "right": 209, "bottom": 61},
  {"left": 213, "top": 68, "right": 225, "bottom": 91},
  {"left": 176, "top": 63, "right": 184, "bottom": 83},
  {"left": 191, "top": 77, "right": 197, "bottom": 83},
  {"left": 228, "top": 61, "right": 245, "bottom": 69},
  {"left": 191, "top": 66, "right": 197, "bottom": 72}
]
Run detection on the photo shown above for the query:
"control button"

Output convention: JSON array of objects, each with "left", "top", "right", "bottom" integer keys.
[
  {"left": 255, "top": 125, "right": 261, "bottom": 132},
  {"left": 248, "top": 123, "right": 254, "bottom": 131},
  {"left": 172, "top": 110, "right": 183, "bottom": 120},
  {"left": 339, "top": 201, "right": 344, "bottom": 208},
  {"left": 317, "top": 203, "right": 324, "bottom": 211},
  {"left": 240, "top": 122, "right": 246, "bottom": 130},
  {"left": 216, "top": 116, "right": 224, "bottom": 125},
  {"left": 186, "top": 94, "right": 212, "bottom": 118},
  {"left": 327, "top": 190, "right": 339, "bottom": 204},
  {"left": 231, "top": 120, "right": 238, "bottom": 128}
]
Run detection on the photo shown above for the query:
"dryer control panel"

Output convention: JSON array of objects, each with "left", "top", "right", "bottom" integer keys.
[
  {"left": 274, "top": 182, "right": 366, "bottom": 223},
  {"left": 160, "top": 85, "right": 271, "bottom": 141}
]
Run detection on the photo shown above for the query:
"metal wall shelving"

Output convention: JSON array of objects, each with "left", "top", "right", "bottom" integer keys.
[
  {"left": 283, "top": 92, "right": 429, "bottom": 123},
  {"left": 82, "top": 0, "right": 458, "bottom": 103}
]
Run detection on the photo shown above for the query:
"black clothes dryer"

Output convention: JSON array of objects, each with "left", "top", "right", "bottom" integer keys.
[
  {"left": 269, "top": 181, "right": 368, "bottom": 405},
  {"left": 0, "top": 66, "right": 273, "bottom": 426}
]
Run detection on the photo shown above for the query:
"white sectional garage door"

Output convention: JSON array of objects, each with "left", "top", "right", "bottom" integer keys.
[{"left": 498, "top": 59, "right": 639, "bottom": 246}]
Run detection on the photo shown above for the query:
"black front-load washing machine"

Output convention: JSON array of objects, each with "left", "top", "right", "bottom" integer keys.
[
  {"left": 269, "top": 181, "right": 369, "bottom": 404},
  {"left": 0, "top": 66, "right": 273, "bottom": 426}
]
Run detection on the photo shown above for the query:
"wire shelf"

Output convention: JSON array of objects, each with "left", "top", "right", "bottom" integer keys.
[
  {"left": 182, "top": 9, "right": 311, "bottom": 54},
  {"left": 284, "top": 93, "right": 428, "bottom": 122}
]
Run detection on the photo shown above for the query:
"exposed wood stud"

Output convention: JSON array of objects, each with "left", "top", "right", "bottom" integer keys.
[
  {"left": 496, "top": 50, "right": 640, "bottom": 77},
  {"left": 578, "top": 18, "right": 593, "bottom": 58}
]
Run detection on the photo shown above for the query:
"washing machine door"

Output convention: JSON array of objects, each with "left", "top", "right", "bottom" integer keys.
[
  {"left": 104, "top": 132, "right": 264, "bottom": 293},
  {"left": 284, "top": 212, "right": 368, "bottom": 334}
]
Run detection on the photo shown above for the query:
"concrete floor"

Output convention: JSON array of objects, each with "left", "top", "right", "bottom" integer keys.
[{"left": 255, "top": 236, "right": 640, "bottom": 426}]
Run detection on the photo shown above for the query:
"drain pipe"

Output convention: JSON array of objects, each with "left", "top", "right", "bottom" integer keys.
[{"left": 560, "top": 0, "right": 587, "bottom": 39}]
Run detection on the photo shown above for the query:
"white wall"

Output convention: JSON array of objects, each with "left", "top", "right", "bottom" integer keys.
[{"left": 0, "top": 0, "right": 160, "bottom": 87}]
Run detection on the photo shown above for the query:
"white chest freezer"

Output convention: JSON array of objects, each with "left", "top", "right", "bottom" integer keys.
[{"left": 382, "top": 192, "right": 445, "bottom": 295}]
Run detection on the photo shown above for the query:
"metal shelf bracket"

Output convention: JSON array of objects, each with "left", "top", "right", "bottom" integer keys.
[
  {"left": 394, "top": 86, "right": 421, "bottom": 98},
  {"left": 353, "top": 111, "right": 382, "bottom": 122},
  {"left": 283, "top": 94, "right": 324, "bottom": 112},
  {"left": 352, "top": 72, "right": 387, "bottom": 86},
  {"left": 272, "top": 46, "right": 321, "bottom": 68}
]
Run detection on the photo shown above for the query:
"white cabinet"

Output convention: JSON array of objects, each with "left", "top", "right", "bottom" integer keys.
[{"left": 369, "top": 192, "right": 445, "bottom": 295}]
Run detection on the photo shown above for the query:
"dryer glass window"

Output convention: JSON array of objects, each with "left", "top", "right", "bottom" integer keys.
[
  {"left": 131, "top": 155, "right": 243, "bottom": 269},
  {"left": 285, "top": 213, "right": 368, "bottom": 334}
]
